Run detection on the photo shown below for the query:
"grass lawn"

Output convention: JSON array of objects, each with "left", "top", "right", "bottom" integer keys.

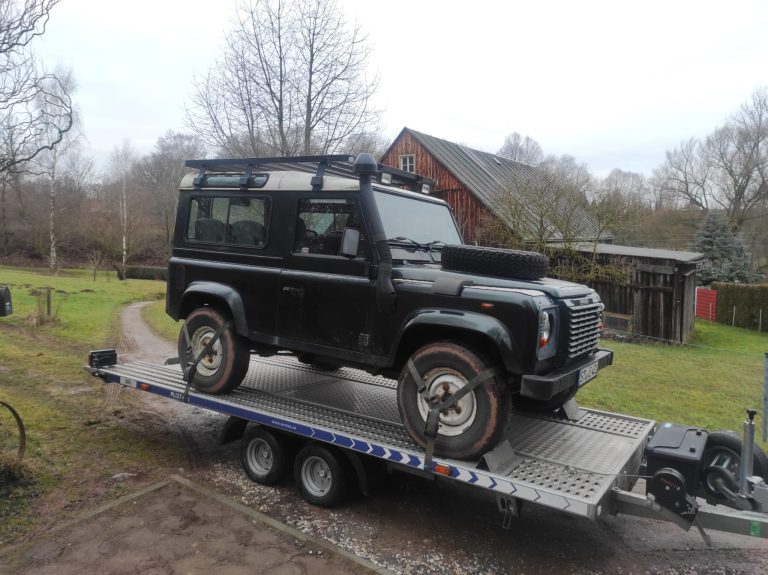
[{"left": 0, "top": 266, "right": 180, "bottom": 543}]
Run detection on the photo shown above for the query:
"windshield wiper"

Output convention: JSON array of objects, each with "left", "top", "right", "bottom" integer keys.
[{"left": 386, "top": 236, "right": 428, "bottom": 250}]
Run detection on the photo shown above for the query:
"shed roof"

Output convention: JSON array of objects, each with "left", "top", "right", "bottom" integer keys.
[
  {"left": 388, "top": 128, "right": 606, "bottom": 242},
  {"left": 571, "top": 242, "right": 704, "bottom": 263}
]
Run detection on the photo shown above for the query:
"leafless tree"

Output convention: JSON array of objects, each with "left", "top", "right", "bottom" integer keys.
[
  {"left": 187, "top": 0, "right": 379, "bottom": 157},
  {"left": 0, "top": 0, "right": 72, "bottom": 174},
  {"left": 139, "top": 130, "right": 205, "bottom": 255},
  {"left": 110, "top": 140, "right": 135, "bottom": 280},
  {"left": 496, "top": 132, "right": 544, "bottom": 166},
  {"left": 653, "top": 88, "right": 768, "bottom": 231}
]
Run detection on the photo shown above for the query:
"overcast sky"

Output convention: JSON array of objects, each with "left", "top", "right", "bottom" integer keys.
[{"left": 36, "top": 0, "right": 768, "bottom": 176}]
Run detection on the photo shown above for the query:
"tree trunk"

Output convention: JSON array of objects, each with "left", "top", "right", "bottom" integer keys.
[
  {"left": 49, "top": 161, "right": 57, "bottom": 272},
  {"left": 120, "top": 176, "right": 128, "bottom": 281}
]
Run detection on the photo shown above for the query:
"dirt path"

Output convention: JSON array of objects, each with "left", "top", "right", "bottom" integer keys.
[
  {"left": 119, "top": 302, "right": 176, "bottom": 364},
  {"left": 20, "top": 301, "right": 767, "bottom": 574}
]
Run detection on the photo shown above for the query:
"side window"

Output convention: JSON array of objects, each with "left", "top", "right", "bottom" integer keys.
[
  {"left": 187, "top": 196, "right": 269, "bottom": 248},
  {"left": 294, "top": 198, "right": 367, "bottom": 258},
  {"left": 399, "top": 154, "right": 415, "bottom": 173}
]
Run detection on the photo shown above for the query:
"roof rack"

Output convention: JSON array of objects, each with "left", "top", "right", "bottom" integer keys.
[{"left": 184, "top": 154, "right": 436, "bottom": 194}]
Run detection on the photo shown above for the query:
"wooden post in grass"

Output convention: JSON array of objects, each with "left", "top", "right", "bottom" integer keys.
[
  {"left": 732, "top": 306, "right": 736, "bottom": 326},
  {"left": 46, "top": 287, "right": 52, "bottom": 318}
]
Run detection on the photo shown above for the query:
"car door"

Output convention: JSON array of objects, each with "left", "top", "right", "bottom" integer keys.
[{"left": 277, "top": 196, "right": 375, "bottom": 357}]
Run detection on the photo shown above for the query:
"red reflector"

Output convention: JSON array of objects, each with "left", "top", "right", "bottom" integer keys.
[
  {"left": 139, "top": 383, "right": 150, "bottom": 391},
  {"left": 434, "top": 464, "right": 451, "bottom": 476},
  {"left": 480, "top": 302, "right": 494, "bottom": 310},
  {"left": 539, "top": 336, "right": 547, "bottom": 348}
]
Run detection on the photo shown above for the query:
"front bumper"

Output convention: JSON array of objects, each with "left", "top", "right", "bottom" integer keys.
[{"left": 520, "top": 348, "right": 613, "bottom": 400}]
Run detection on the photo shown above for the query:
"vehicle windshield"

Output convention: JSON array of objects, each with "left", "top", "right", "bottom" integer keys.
[{"left": 374, "top": 190, "right": 462, "bottom": 245}]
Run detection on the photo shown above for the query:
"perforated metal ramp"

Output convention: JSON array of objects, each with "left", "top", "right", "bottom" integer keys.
[{"left": 92, "top": 355, "right": 655, "bottom": 519}]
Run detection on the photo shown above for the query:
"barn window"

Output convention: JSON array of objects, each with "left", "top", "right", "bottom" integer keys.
[{"left": 399, "top": 154, "right": 415, "bottom": 173}]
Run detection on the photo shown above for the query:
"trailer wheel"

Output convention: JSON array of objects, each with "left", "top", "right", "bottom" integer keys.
[
  {"left": 511, "top": 384, "right": 578, "bottom": 412},
  {"left": 701, "top": 431, "right": 768, "bottom": 501},
  {"left": 294, "top": 445, "right": 349, "bottom": 507},
  {"left": 178, "top": 307, "right": 250, "bottom": 394},
  {"left": 397, "top": 342, "right": 510, "bottom": 461},
  {"left": 240, "top": 427, "right": 291, "bottom": 485}
]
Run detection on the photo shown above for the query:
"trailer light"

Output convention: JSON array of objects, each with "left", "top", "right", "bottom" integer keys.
[
  {"left": 139, "top": 383, "right": 150, "bottom": 391},
  {"left": 433, "top": 464, "right": 452, "bottom": 476},
  {"left": 481, "top": 302, "right": 494, "bottom": 310}
]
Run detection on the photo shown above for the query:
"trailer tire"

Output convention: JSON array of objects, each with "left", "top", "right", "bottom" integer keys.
[
  {"left": 240, "top": 427, "right": 291, "bottom": 485},
  {"left": 178, "top": 307, "right": 250, "bottom": 394},
  {"left": 441, "top": 245, "right": 548, "bottom": 280},
  {"left": 700, "top": 431, "right": 768, "bottom": 501},
  {"left": 397, "top": 342, "right": 509, "bottom": 461},
  {"left": 294, "top": 445, "right": 349, "bottom": 507}
]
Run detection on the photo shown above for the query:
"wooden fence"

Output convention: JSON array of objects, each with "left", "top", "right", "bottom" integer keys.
[{"left": 696, "top": 287, "right": 718, "bottom": 321}]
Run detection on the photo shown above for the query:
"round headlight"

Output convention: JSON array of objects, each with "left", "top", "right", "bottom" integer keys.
[{"left": 539, "top": 311, "right": 551, "bottom": 348}]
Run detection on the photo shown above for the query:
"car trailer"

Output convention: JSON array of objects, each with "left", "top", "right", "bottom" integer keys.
[{"left": 87, "top": 350, "right": 768, "bottom": 545}]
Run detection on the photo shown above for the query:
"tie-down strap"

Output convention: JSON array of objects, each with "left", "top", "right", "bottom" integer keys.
[
  {"left": 180, "top": 320, "right": 233, "bottom": 402},
  {"left": 406, "top": 359, "right": 502, "bottom": 470}
]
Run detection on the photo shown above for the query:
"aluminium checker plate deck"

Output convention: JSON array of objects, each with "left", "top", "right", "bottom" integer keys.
[{"left": 92, "top": 354, "right": 655, "bottom": 519}]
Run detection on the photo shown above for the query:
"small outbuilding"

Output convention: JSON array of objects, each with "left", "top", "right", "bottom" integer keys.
[{"left": 567, "top": 243, "right": 704, "bottom": 343}]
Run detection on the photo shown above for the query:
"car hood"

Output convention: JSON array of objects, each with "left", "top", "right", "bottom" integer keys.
[{"left": 391, "top": 263, "right": 594, "bottom": 299}]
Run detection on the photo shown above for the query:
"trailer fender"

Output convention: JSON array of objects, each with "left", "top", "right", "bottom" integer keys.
[
  {"left": 220, "top": 416, "right": 249, "bottom": 445},
  {"left": 180, "top": 281, "right": 248, "bottom": 337}
]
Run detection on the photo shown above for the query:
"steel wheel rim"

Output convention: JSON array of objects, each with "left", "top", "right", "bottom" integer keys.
[
  {"left": 190, "top": 326, "right": 223, "bottom": 377},
  {"left": 416, "top": 368, "right": 478, "bottom": 437},
  {"left": 301, "top": 455, "right": 332, "bottom": 496},
  {"left": 245, "top": 438, "right": 273, "bottom": 475}
]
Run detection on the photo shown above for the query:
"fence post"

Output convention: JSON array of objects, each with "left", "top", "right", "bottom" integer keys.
[
  {"left": 732, "top": 305, "right": 736, "bottom": 326},
  {"left": 709, "top": 302, "right": 713, "bottom": 321},
  {"left": 760, "top": 309, "right": 763, "bottom": 333},
  {"left": 764, "top": 353, "right": 768, "bottom": 442}
]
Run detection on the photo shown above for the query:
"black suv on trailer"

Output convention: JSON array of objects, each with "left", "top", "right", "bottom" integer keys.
[{"left": 166, "top": 154, "right": 612, "bottom": 460}]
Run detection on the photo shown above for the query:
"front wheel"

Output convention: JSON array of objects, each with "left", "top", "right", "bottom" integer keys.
[
  {"left": 178, "top": 307, "right": 250, "bottom": 394},
  {"left": 396, "top": 342, "right": 510, "bottom": 461}
]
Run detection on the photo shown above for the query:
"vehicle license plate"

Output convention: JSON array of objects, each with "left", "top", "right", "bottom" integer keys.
[{"left": 577, "top": 361, "right": 599, "bottom": 387}]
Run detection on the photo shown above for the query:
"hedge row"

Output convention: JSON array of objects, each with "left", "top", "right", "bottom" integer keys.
[
  {"left": 125, "top": 265, "right": 167, "bottom": 281},
  {"left": 711, "top": 282, "right": 768, "bottom": 332}
]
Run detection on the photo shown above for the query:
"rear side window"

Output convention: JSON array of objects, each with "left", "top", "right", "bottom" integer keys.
[{"left": 187, "top": 196, "right": 269, "bottom": 247}]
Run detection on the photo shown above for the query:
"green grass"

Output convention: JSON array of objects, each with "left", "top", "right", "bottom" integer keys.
[
  {"left": 580, "top": 319, "right": 768, "bottom": 445},
  {"left": 0, "top": 266, "right": 181, "bottom": 544}
]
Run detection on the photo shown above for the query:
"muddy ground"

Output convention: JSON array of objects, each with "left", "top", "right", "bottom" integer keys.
[{"left": 6, "top": 302, "right": 768, "bottom": 574}]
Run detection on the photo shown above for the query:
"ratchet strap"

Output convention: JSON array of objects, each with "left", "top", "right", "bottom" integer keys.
[
  {"left": 406, "top": 359, "right": 502, "bottom": 470},
  {"left": 180, "top": 320, "right": 233, "bottom": 402}
]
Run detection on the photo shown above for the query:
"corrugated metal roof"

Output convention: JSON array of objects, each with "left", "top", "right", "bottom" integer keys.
[
  {"left": 404, "top": 129, "right": 605, "bottom": 242},
  {"left": 571, "top": 242, "right": 704, "bottom": 262}
]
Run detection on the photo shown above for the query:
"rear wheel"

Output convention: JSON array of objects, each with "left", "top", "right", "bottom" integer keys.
[
  {"left": 178, "top": 307, "right": 250, "bottom": 394},
  {"left": 396, "top": 342, "right": 509, "bottom": 461},
  {"left": 294, "top": 444, "right": 349, "bottom": 507},
  {"left": 240, "top": 427, "right": 291, "bottom": 485}
]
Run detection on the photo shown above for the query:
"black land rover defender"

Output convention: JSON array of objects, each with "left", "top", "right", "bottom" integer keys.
[{"left": 166, "top": 154, "right": 612, "bottom": 460}]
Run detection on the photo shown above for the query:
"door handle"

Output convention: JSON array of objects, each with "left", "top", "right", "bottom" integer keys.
[{"left": 282, "top": 286, "right": 304, "bottom": 297}]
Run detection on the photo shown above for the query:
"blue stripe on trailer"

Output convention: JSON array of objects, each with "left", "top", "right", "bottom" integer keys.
[
  {"left": 351, "top": 439, "right": 370, "bottom": 453},
  {"left": 407, "top": 455, "right": 421, "bottom": 467},
  {"left": 334, "top": 435, "right": 354, "bottom": 449},
  {"left": 469, "top": 471, "right": 478, "bottom": 484},
  {"left": 388, "top": 450, "right": 403, "bottom": 463}
]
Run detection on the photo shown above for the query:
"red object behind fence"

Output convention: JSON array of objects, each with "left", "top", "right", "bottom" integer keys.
[{"left": 696, "top": 287, "right": 717, "bottom": 321}]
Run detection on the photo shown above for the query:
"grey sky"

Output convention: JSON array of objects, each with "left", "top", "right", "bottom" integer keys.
[{"left": 36, "top": 0, "right": 768, "bottom": 176}]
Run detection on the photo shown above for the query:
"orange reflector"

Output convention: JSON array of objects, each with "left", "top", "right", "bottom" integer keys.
[
  {"left": 480, "top": 302, "right": 494, "bottom": 310},
  {"left": 434, "top": 464, "right": 451, "bottom": 476},
  {"left": 139, "top": 383, "right": 150, "bottom": 391},
  {"left": 539, "top": 336, "right": 548, "bottom": 348}
]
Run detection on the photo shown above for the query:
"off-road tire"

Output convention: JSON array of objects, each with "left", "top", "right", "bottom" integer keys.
[
  {"left": 441, "top": 245, "right": 548, "bottom": 280},
  {"left": 511, "top": 384, "right": 579, "bottom": 412},
  {"left": 397, "top": 342, "right": 510, "bottom": 460},
  {"left": 178, "top": 307, "right": 250, "bottom": 395},
  {"left": 700, "top": 431, "right": 768, "bottom": 501}
]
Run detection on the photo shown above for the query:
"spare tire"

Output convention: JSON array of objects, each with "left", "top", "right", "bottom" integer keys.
[{"left": 441, "top": 245, "right": 548, "bottom": 280}]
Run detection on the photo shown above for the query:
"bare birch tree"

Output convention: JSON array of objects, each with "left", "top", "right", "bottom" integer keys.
[
  {"left": 188, "top": 0, "right": 379, "bottom": 156},
  {"left": 110, "top": 140, "right": 135, "bottom": 280}
]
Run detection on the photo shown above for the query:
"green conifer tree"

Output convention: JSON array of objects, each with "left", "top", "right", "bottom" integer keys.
[{"left": 691, "top": 212, "right": 752, "bottom": 285}]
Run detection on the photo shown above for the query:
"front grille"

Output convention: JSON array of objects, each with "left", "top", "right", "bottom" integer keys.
[{"left": 565, "top": 297, "right": 603, "bottom": 360}]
